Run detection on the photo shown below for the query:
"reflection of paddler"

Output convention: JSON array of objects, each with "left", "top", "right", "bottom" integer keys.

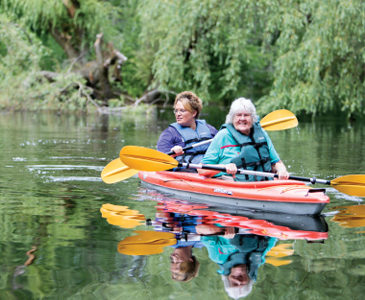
[
  {"left": 100, "top": 203, "right": 204, "bottom": 246},
  {"left": 201, "top": 234, "right": 276, "bottom": 299},
  {"left": 154, "top": 211, "right": 204, "bottom": 248},
  {"left": 117, "top": 230, "right": 201, "bottom": 282},
  {"left": 169, "top": 245, "right": 200, "bottom": 282},
  {"left": 154, "top": 212, "right": 204, "bottom": 282},
  {"left": 167, "top": 224, "right": 237, "bottom": 283}
]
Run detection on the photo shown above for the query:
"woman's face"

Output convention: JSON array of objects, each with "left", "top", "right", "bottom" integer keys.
[
  {"left": 233, "top": 111, "right": 253, "bottom": 135},
  {"left": 174, "top": 101, "right": 197, "bottom": 128},
  {"left": 228, "top": 264, "right": 249, "bottom": 286}
]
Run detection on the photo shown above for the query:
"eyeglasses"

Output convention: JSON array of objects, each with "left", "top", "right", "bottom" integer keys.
[
  {"left": 173, "top": 109, "right": 188, "bottom": 114},
  {"left": 234, "top": 113, "right": 251, "bottom": 119},
  {"left": 170, "top": 253, "right": 184, "bottom": 263}
]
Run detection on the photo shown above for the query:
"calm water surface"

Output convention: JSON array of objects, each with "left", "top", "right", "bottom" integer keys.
[{"left": 0, "top": 109, "right": 364, "bottom": 300}]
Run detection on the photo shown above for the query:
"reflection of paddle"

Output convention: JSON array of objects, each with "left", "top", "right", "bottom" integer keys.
[
  {"left": 118, "top": 231, "right": 176, "bottom": 255},
  {"left": 100, "top": 203, "right": 146, "bottom": 228},
  {"left": 120, "top": 146, "right": 365, "bottom": 197},
  {"left": 101, "top": 109, "right": 298, "bottom": 183},
  {"left": 266, "top": 243, "right": 294, "bottom": 266},
  {"left": 332, "top": 204, "right": 365, "bottom": 228}
]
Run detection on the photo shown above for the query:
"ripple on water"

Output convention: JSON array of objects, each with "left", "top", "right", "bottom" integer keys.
[
  {"left": 26, "top": 165, "right": 104, "bottom": 172},
  {"left": 327, "top": 187, "right": 363, "bottom": 203},
  {"left": 23, "top": 163, "right": 105, "bottom": 183},
  {"left": 46, "top": 176, "right": 102, "bottom": 182}
]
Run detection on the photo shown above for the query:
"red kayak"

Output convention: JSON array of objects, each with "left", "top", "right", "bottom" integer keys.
[{"left": 138, "top": 171, "right": 330, "bottom": 215}]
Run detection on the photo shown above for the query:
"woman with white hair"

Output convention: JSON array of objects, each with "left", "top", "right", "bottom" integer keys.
[
  {"left": 200, "top": 97, "right": 289, "bottom": 181},
  {"left": 201, "top": 232, "right": 277, "bottom": 299}
]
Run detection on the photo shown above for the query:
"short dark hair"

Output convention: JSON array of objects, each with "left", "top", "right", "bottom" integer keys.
[
  {"left": 171, "top": 256, "right": 200, "bottom": 282},
  {"left": 174, "top": 91, "right": 203, "bottom": 119}
]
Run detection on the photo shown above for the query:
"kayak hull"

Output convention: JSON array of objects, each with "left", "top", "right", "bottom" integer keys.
[{"left": 138, "top": 171, "right": 330, "bottom": 215}]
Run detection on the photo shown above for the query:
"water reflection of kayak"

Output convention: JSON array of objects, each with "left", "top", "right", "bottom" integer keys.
[
  {"left": 151, "top": 195, "right": 328, "bottom": 241},
  {"left": 200, "top": 206, "right": 328, "bottom": 234},
  {"left": 139, "top": 171, "right": 329, "bottom": 216}
]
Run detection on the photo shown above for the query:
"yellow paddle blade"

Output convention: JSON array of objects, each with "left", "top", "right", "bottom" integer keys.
[
  {"left": 101, "top": 158, "right": 138, "bottom": 184},
  {"left": 266, "top": 243, "right": 294, "bottom": 257},
  {"left": 101, "top": 203, "right": 130, "bottom": 212},
  {"left": 265, "top": 257, "right": 293, "bottom": 267},
  {"left": 118, "top": 231, "right": 176, "bottom": 255},
  {"left": 100, "top": 203, "right": 146, "bottom": 228},
  {"left": 260, "top": 109, "right": 298, "bottom": 131},
  {"left": 120, "top": 146, "right": 179, "bottom": 171},
  {"left": 332, "top": 205, "right": 365, "bottom": 228},
  {"left": 331, "top": 174, "right": 365, "bottom": 197},
  {"left": 265, "top": 243, "right": 294, "bottom": 266}
]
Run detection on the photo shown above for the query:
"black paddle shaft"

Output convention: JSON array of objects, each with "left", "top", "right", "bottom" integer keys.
[
  {"left": 179, "top": 163, "right": 277, "bottom": 177},
  {"left": 167, "top": 139, "right": 213, "bottom": 156},
  {"left": 179, "top": 163, "right": 332, "bottom": 185},
  {"left": 288, "top": 175, "right": 331, "bottom": 185}
]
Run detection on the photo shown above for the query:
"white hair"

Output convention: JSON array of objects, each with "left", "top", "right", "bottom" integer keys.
[
  {"left": 225, "top": 98, "right": 258, "bottom": 124},
  {"left": 221, "top": 275, "right": 254, "bottom": 299}
]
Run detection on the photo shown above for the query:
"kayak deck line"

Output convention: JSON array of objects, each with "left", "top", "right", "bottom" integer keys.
[
  {"left": 138, "top": 171, "right": 330, "bottom": 215},
  {"left": 279, "top": 185, "right": 312, "bottom": 194},
  {"left": 211, "top": 184, "right": 313, "bottom": 198}
]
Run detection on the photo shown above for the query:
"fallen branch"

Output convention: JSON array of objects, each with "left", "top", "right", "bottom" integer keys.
[
  {"left": 134, "top": 89, "right": 161, "bottom": 106},
  {"left": 76, "top": 81, "right": 103, "bottom": 113},
  {"left": 39, "top": 71, "right": 59, "bottom": 82},
  {"left": 134, "top": 90, "right": 176, "bottom": 106}
]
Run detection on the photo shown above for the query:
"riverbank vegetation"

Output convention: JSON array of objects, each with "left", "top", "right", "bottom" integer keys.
[{"left": 0, "top": 0, "right": 363, "bottom": 119}]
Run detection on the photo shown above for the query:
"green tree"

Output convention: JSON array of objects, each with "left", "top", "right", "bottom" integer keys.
[
  {"left": 258, "top": 0, "right": 365, "bottom": 118},
  {"left": 1, "top": 0, "right": 363, "bottom": 117},
  {"left": 0, "top": 0, "right": 136, "bottom": 110},
  {"left": 0, "top": 14, "right": 47, "bottom": 109},
  {"left": 138, "top": 0, "right": 272, "bottom": 104},
  {"left": 138, "top": 0, "right": 364, "bottom": 118}
]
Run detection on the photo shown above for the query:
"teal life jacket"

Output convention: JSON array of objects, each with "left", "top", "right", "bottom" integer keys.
[
  {"left": 224, "top": 122, "right": 272, "bottom": 181},
  {"left": 170, "top": 119, "right": 213, "bottom": 164},
  {"left": 217, "top": 235, "right": 270, "bottom": 281}
]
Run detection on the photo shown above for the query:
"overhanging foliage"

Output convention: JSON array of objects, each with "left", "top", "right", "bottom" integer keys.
[{"left": 0, "top": 0, "right": 364, "bottom": 118}]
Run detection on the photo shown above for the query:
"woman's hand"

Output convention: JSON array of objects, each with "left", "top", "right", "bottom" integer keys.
[
  {"left": 273, "top": 161, "right": 289, "bottom": 180},
  {"left": 197, "top": 169, "right": 220, "bottom": 178},
  {"left": 277, "top": 169, "right": 289, "bottom": 180},
  {"left": 225, "top": 163, "right": 237, "bottom": 176},
  {"left": 224, "top": 227, "right": 236, "bottom": 239},
  {"left": 170, "top": 146, "right": 184, "bottom": 157}
]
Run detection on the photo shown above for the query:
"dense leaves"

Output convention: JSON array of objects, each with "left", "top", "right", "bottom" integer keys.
[
  {"left": 0, "top": 0, "right": 364, "bottom": 118},
  {"left": 259, "top": 0, "right": 365, "bottom": 118},
  {"left": 138, "top": 0, "right": 272, "bottom": 103}
]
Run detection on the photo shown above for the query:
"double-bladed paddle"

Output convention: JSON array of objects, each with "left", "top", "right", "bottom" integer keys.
[
  {"left": 120, "top": 145, "right": 365, "bottom": 197},
  {"left": 101, "top": 109, "right": 298, "bottom": 184},
  {"left": 101, "top": 138, "right": 213, "bottom": 183}
]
